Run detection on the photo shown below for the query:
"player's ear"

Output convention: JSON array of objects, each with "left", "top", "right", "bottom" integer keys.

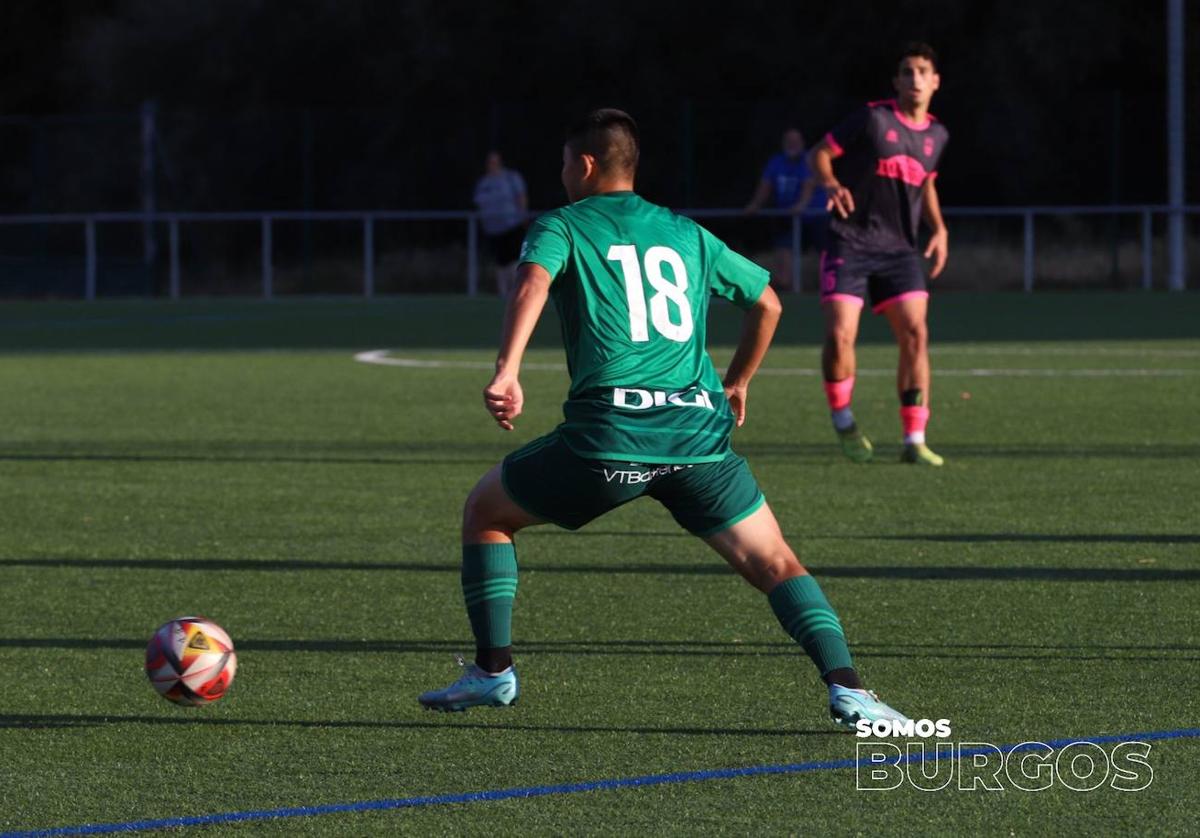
[{"left": 580, "top": 153, "right": 598, "bottom": 181}]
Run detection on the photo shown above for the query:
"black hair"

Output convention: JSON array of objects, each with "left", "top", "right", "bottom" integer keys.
[
  {"left": 565, "top": 108, "right": 640, "bottom": 175},
  {"left": 897, "top": 41, "right": 938, "bottom": 72}
]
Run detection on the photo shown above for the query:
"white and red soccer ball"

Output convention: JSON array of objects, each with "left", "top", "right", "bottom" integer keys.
[{"left": 145, "top": 616, "right": 237, "bottom": 706}]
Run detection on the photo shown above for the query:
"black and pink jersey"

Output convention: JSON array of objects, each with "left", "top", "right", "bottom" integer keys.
[{"left": 823, "top": 99, "right": 948, "bottom": 253}]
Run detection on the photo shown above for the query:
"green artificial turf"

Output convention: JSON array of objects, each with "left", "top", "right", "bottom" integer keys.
[{"left": 0, "top": 294, "right": 1197, "bottom": 835}]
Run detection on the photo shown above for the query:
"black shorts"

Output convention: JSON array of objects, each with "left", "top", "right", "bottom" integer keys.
[
  {"left": 818, "top": 236, "right": 927, "bottom": 313},
  {"left": 485, "top": 226, "right": 525, "bottom": 265}
]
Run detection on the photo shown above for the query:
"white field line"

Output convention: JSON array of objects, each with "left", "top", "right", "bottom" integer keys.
[
  {"left": 932, "top": 346, "right": 1200, "bottom": 358},
  {"left": 353, "top": 350, "right": 1198, "bottom": 378},
  {"left": 354, "top": 350, "right": 566, "bottom": 371},
  {"left": 757, "top": 368, "right": 1198, "bottom": 378}
]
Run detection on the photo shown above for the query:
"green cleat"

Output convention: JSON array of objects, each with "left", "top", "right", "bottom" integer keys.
[
  {"left": 901, "top": 443, "right": 944, "bottom": 467},
  {"left": 836, "top": 425, "right": 874, "bottom": 463}
]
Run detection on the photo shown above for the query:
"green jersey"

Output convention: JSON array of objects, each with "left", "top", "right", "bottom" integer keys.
[{"left": 519, "top": 191, "right": 769, "bottom": 464}]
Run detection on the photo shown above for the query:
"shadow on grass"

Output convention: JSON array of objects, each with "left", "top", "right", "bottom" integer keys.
[
  {"left": 1, "top": 637, "right": 1196, "bottom": 664},
  {"left": 0, "top": 439, "right": 508, "bottom": 468},
  {"left": 527, "top": 530, "right": 1200, "bottom": 546},
  {"left": 740, "top": 443, "right": 1200, "bottom": 460},
  {"left": 3, "top": 556, "right": 1197, "bottom": 581},
  {"left": 0, "top": 713, "right": 830, "bottom": 738},
  {"left": 6, "top": 443, "right": 1197, "bottom": 465},
  {"left": 870, "top": 534, "right": 1200, "bottom": 544},
  {"left": 0, "top": 453, "right": 499, "bottom": 467}
]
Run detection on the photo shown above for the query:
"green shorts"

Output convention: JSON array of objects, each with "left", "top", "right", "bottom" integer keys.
[{"left": 501, "top": 430, "right": 765, "bottom": 537}]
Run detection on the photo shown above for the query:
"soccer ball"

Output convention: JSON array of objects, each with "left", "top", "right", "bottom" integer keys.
[{"left": 145, "top": 616, "right": 238, "bottom": 706}]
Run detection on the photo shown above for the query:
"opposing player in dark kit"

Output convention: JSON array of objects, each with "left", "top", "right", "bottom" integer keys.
[
  {"left": 810, "top": 42, "right": 950, "bottom": 465},
  {"left": 418, "top": 109, "right": 909, "bottom": 728}
]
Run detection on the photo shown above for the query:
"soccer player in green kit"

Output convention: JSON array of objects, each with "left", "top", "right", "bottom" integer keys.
[{"left": 419, "top": 109, "right": 908, "bottom": 728}]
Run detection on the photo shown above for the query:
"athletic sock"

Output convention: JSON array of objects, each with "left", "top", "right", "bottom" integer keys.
[
  {"left": 475, "top": 647, "right": 513, "bottom": 674},
  {"left": 461, "top": 543, "right": 518, "bottom": 673},
  {"left": 900, "top": 388, "right": 929, "bottom": 445},
  {"left": 824, "top": 667, "right": 864, "bottom": 689},
  {"left": 767, "top": 574, "right": 854, "bottom": 678},
  {"left": 824, "top": 377, "right": 856, "bottom": 431},
  {"left": 832, "top": 408, "right": 856, "bottom": 432}
]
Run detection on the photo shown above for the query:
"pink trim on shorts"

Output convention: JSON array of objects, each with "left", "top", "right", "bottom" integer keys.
[
  {"left": 821, "top": 293, "right": 865, "bottom": 307},
  {"left": 872, "top": 290, "right": 929, "bottom": 314},
  {"left": 824, "top": 132, "right": 844, "bottom": 158}
]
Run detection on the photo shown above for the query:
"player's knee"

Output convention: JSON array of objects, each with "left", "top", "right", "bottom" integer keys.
[
  {"left": 461, "top": 485, "right": 501, "bottom": 538},
  {"left": 747, "top": 548, "right": 805, "bottom": 592},
  {"left": 825, "top": 326, "right": 856, "bottom": 355},
  {"left": 897, "top": 320, "right": 927, "bottom": 354}
]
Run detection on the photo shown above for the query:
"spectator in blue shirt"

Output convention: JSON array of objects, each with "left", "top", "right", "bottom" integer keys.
[{"left": 745, "top": 128, "right": 826, "bottom": 289}]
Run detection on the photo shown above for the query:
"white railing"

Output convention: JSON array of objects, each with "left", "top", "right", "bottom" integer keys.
[{"left": 0, "top": 205, "right": 1194, "bottom": 299}]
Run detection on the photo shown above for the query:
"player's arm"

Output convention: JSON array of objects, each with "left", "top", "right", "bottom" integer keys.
[
  {"left": 722, "top": 285, "right": 783, "bottom": 427},
  {"left": 486, "top": 263, "right": 551, "bottom": 430},
  {"left": 809, "top": 139, "right": 854, "bottom": 219},
  {"left": 920, "top": 176, "right": 948, "bottom": 278},
  {"left": 744, "top": 178, "right": 771, "bottom": 214}
]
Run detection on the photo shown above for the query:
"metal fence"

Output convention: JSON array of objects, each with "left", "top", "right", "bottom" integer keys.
[{"left": 0, "top": 205, "right": 1195, "bottom": 300}]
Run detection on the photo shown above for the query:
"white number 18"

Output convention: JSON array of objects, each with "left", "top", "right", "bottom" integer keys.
[{"left": 606, "top": 244, "right": 694, "bottom": 343}]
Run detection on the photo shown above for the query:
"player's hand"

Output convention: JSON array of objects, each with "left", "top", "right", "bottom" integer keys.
[
  {"left": 724, "top": 382, "right": 749, "bottom": 427},
  {"left": 924, "top": 227, "right": 949, "bottom": 279},
  {"left": 825, "top": 184, "right": 855, "bottom": 219},
  {"left": 483, "top": 372, "right": 524, "bottom": 431}
]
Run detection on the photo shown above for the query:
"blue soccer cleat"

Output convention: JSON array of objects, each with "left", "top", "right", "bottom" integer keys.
[
  {"left": 418, "top": 658, "right": 519, "bottom": 712},
  {"left": 828, "top": 684, "right": 910, "bottom": 728}
]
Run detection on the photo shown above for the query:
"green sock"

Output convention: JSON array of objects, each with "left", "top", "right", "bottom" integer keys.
[
  {"left": 767, "top": 574, "right": 853, "bottom": 676},
  {"left": 461, "top": 543, "right": 518, "bottom": 651}
]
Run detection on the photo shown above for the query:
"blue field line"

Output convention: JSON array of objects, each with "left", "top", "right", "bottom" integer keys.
[{"left": 4, "top": 727, "right": 1198, "bottom": 837}]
